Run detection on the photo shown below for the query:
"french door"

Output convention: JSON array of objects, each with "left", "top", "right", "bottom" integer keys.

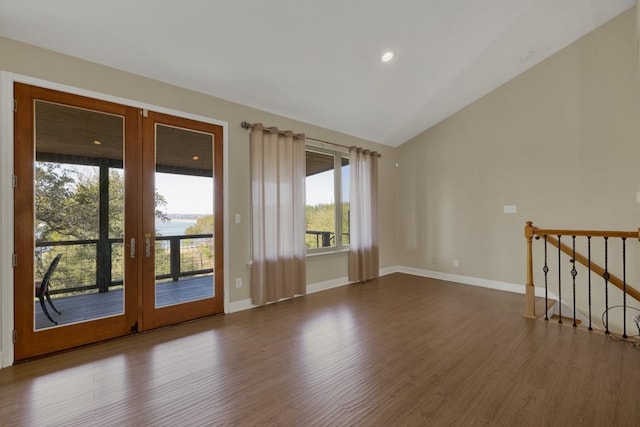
[
  {"left": 141, "top": 111, "right": 223, "bottom": 329},
  {"left": 13, "top": 83, "right": 223, "bottom": 360}
]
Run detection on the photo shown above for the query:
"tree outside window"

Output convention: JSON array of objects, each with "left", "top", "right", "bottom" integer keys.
[{"left": 305, "top": 147, "right": 349, "bottom": 253}]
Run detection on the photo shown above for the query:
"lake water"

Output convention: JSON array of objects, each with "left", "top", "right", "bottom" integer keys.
[{"left": 156, "top": 219, "right": 197, "bottom": 236}]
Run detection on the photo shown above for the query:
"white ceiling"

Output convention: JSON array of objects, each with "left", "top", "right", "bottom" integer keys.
[{"left": 0, "top": 0, "right": 635, "bottom": 147}]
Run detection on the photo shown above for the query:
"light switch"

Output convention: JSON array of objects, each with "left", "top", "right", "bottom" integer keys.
[
  {"left": 503, "top": 205, "right": 517, "bottom": 214},
  {"left": 235, "top": 213, "right": 241, "bottom": 224}
]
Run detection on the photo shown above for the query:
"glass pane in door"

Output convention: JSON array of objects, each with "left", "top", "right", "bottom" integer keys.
[
  {"left": 154, "top": 124, "right": 215, "bottom": 308},
  {"left": 34, "top": 101, "right": 125, "bottom": 330}
]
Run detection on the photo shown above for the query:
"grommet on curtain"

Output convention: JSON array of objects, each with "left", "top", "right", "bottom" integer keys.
[{"left": 244, "top": 123, "right": 379, "bottom": 156}]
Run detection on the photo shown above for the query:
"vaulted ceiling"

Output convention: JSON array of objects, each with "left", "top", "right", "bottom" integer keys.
[{"left": 0, "top": 0, "right": 634, "bottom": 147}]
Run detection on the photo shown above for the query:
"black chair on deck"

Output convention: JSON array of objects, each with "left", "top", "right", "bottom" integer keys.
[{"left": 36, "top": 253, "right": 63, "bottom": 325}]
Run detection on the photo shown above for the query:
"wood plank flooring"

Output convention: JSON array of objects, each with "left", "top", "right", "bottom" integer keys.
[{"left": 3, "top": 273, "right": 640, "bottom": 426}]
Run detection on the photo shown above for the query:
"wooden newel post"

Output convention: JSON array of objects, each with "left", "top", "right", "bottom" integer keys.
[{"left": 524, "top": 221, "right": 536, "bottom": 319}]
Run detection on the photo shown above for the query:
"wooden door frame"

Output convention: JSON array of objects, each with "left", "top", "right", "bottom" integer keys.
[
  {"left": 141, "top": 111, "right": 224, "bottom": 330},
  {"left": 13, "top": 83, "right": 143, "bottom": 360},
  {"left": 0, "top": 72, "right": 229, "bottom": 367}
]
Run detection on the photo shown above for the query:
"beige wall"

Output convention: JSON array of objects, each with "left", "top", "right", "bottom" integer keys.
[
  {"left": 0, "top": 35, "right": 399, "bottom": 312},
  {"left": 396, "top": 9, "right": 640, "bottom": 293}
]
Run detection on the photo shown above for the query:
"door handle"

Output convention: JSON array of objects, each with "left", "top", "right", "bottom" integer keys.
[
  {"left": 130, "top": 237, "right": 136, "bottom": 258},
  {"left": 145, "top": 233, "right": 152, "bottom": 257}
]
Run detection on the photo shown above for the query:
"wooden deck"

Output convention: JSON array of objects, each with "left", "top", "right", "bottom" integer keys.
[{"left": 35, "top": 275, "right": 214, "bottom": 329}]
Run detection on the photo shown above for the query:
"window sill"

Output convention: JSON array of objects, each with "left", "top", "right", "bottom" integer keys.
[{"left": 306, "top": 247, "right": 350, "bottom": 258}]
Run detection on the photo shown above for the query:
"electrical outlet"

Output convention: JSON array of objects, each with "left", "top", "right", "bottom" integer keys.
[
  {"left": 453, "top": 259, "right": 459, "bottom": 268},
  {"left": 235, "top": 278, "right": 242, "bottom": 288}
]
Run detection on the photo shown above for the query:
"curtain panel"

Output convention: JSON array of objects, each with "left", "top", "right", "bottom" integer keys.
[
  {"left": 348, "top": 147, "right": 379, "bottom": 282},
  {"left": 250, "top": 124, "right": 306, "bottom": 306}
]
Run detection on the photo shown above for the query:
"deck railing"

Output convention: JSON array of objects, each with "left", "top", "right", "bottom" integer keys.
[
  {"left": 306, "top": 230, "right": 349, "bottom": 249},
  {"left": 155, "top": 234, "right": 213, "bottom": 281},
  {"left": 525, "top": 221, "right": 640, "bottom": 338},
  {"left": 306, "top": 230, "right": 334, "bottom": 248},
  {"left": 36, "top": 233, "right": 214, "bottom": 295},
  {"left": 39, "top": 229, "right": 343, "bottom": 294}
]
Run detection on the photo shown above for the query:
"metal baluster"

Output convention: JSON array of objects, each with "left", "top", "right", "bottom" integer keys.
[
  {"left": 571, "top": 236, "right": 577, "bottom": 327},
  {"left": 587, "top": 236, "right": 592, "bottom": 331},
  {"left": 557, "top": 235, "right": 562, "bottom": 324},
  {"left": 622, "top": 237, "right": 627, "bottom": 339},
  {"left": 604, "top": 237, "right": 609, "bottom": 335},
  {"left": 543, "top": 236, "right": 549, "bottom": 321}
]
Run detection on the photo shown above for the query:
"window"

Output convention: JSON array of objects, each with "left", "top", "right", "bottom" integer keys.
[{"left": 305, "top": 145, "right": 349, "bottom": 253}]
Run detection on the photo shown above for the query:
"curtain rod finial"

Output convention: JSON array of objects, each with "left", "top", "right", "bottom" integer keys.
[{"left": 241, "top": 121, "right": 252, "bottom": 130}]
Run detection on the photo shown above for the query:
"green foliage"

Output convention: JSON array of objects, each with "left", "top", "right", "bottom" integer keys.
[
  {"left": 35, "top": 162, "right": 169, "bottom": 293},
  {"left": 305, "top": 202, "right": 349, "bottom": 249},
  {"left": 185, "top": 215, "right": 214, "bottom": 235},
  {"left": 305, "top": 203, "right": 335, "bottom": 233},
  {"left": 181, "top": 239, "right": 214, "bottom": 272},
  {"left": 179, "top": 216, "right": 215, "bottom": 274},
  {"left": 35, "top": 163, "right": 75, "bottom": 240},
  {"left": 36, "top": 163, "right": 168, "bottom": 241}
]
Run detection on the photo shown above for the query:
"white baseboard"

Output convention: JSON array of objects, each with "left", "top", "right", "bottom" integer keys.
[
  {"left": 306, "top": 266, "right": 399, "bottom": 294},
  {"left": 227, "top": 298, "right": 258, "bottom": 313},
  {"left": 535, "top": 287, "right": 557, "bottom": 300},
  {"left": 307, "top": 276, "right": 351, "bottom": 294},
  {"left": 394, "top": 265, "right": 564, "bottom": 302},
  {"left": 227, "top": 266, "right": 399, "bottom": 314},
  {"left": 379, "top": 266, "right": 400, "bottom": 276},
  {"left": 227, "top": 278, "right": 352, "bottom": 313},
  {"left": 397, "top": 266, "right": 527, "bottom": 295}
]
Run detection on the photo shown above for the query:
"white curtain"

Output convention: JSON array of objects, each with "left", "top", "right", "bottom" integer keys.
[
  {"left": 250, "top": 124, "right": 306, "bottom": 305},
  {"left": 349, "top": 147, "right": 379, "bottom": 282}
]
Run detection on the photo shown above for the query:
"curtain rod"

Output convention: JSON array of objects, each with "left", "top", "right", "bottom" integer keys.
[{"left": 240, "top": 121, "right": 381, "bottom": 157}]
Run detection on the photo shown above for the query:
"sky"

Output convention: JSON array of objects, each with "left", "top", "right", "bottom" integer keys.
[
  {"left": 156, "top": 173, "right": 213, "bottom": 215},
  {"left": 306, "top": 171, "right": 334, "bottom": 206},
  {"left": 158, "top": 167, "right": 350, "bottom": 214}
]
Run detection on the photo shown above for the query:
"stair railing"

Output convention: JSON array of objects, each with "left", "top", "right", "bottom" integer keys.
[{"left": 525, "top": 221, "right": 640, "bottom": 338}]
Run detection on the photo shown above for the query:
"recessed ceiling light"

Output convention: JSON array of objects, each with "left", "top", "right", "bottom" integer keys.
[
  {"left": 192, "top": 155, "right": 199, "bottom": 161},
  {"left": 381, "top": 51, "right": 395, "bottom": 63},
  {"left": 93, "top": 140, "right": 102, "bottom": 145}
]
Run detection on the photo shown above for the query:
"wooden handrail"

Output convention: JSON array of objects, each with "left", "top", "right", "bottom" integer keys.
[
  {"left": 532, "top": 228, "right": 640, "bottom": 239},
  {"left": 524, "top": 221, "right": 640, "bottom": 319}
]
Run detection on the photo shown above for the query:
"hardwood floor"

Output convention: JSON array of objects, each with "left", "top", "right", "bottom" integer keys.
[{"left": 2, "top": 273, "right": 639, "bottom": 426}]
